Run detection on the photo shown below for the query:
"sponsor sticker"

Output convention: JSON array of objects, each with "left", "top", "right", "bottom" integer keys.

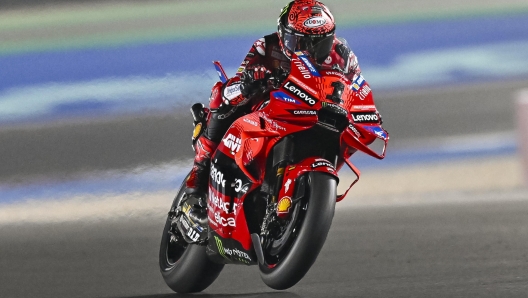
[
  {"left": 215, "top": 236, "right": 229, "bottom": 259},
  {"left": 283, "top": 80, "right": 317, "bottom": 106},
  {"left": 322, "top": 70, "right": 346, "bottom": 79},
  {"left": 304, "top": 17, "right": 327, "bottom": 28},
  {"left": 352, "top": 105, "right": 376, "bottom": 110},
  {"left": 289, "top": 75, "right": 318, "bottom": 95},
  {"left": 210, "top": 164, "right": 226, "bottom": 188},
  {"left": 186, "top": 226, "right": 200, "bottom": 242},
  {"left": 351, "top": 112, "right": 379, "bottom": 123},
  {"left": 222, "top": 133, "right": 241, "bottom": 153},
  {"left": 359, "top": 85, "right": 371, "bottom": 100},
  {"left": 277, "top": 196, "right": 292, "bottom": 213},
  {"left": 233, "top": 179, "right": 243, "bottom": 193},
  {"left": 214, "top": 211, "right": 236, "bottom": 227},
  {"left": 293, "top": 53, "right": 321, "bottom": 78},
  {"left": 348, "top": 124, "right": 362, "bottom": 138},
  {"left": 299, "top": 56, "right": 320, "bottom": 76},
  {"left": 214, "top": 236, "right": 252, "bottom": 262},
  {"left": 311, "top": 160, "right": 335, "bottom": 169},
  {"left": 223, "top": 83, "right": 242, "bottom": 100},
  {"left": 364, "top": 125, "right": 388, "bottom": 139},
  {"left": 209, "top": 192, "right": 239, "bottom": 214},
  {"left": 351, "top": 75, "right": 365, "bottom": 91},
  {"left": 259, "top": 112, "right": 287, "bottom": 131},
  {"left": 243, "top": 118, "right": 258, "bottom": 126},
  {"left": 284, "top": 179, "right": 292, "bottom": 192},
  {"left": 274, "top": 91, "right": 301, "bottom": 104},
  {"left": 288, "top": 109, "right": 317, "bottom": 116}
]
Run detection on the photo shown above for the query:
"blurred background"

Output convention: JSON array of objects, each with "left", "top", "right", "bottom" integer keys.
[
  {"left": 1, "top": 0, "right": 528, "bottom": 296},
  {"left": 1, "top": 0, "right": 527, "bottom": 210}
]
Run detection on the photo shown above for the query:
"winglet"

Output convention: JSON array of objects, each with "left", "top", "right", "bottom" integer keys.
[{"left": 213, "top": 61, "right": 228, "bottom": 83}]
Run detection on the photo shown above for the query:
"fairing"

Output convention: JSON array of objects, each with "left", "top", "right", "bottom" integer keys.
[{"left": 205, "top": 51, "right": 388, "bottom": 265}]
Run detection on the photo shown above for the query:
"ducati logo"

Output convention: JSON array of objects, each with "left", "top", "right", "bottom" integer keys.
[{"left": 215, "top": 212, "right": 236, "bottom": 227}]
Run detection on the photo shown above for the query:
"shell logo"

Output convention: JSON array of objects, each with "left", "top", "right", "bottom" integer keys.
[{"left": 277, "top": 196, "right": 292, "bottom": 213}]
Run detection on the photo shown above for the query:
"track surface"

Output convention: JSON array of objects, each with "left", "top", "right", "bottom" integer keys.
[{"left": 2, "top": 193, "right": 528, "bottom": 298}]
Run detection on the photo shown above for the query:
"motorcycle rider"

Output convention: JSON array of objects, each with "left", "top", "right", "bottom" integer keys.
[{"left": 180, "top": 0, "right": 363, "bottom": 241}]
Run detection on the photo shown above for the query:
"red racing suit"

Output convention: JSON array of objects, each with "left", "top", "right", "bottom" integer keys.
[
  {"left": 186, "top": 32, "right": 363, "bottom": 191},
  {"left": 204, "top": 32, "right": 361, "bottom": 143}
]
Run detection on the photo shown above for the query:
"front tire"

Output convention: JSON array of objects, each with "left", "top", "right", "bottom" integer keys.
[
  {"left": 159, "top": 172, "right": 224, "bottom": 293},
  {"left": 259, "top": 171, "right": 337, "bottom": 290}
]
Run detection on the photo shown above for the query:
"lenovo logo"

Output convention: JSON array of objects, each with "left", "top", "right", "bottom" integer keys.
[
  {"left": 283, "top": 81, "right": 317, "bottom": 106},
  {"left": 351, "top": 112, "right": 379, "bottom": 123}
]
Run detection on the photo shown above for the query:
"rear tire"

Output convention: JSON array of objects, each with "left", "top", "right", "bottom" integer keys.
[
  {"left": 259, "top": 171, "right": 337, "bottom": 290},
  {"left": 159, "top": 172, "right": 224, "bottom": 293}
]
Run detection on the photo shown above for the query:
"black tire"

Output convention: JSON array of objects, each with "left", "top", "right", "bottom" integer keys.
[
  {"left": 259, "top": 171, "right": 337, "bottom": 290},
  {"left": 159, "top": 172, "right": 224, "bottom": 293}
]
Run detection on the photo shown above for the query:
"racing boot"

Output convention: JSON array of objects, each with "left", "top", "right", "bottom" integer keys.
[{"left": 178, "top": 135, "right": 218, "bottom": 243}]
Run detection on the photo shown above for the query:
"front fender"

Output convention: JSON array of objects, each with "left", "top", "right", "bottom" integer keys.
[{"left": 275, "top": 157, "right": 338, "bottom": 219}]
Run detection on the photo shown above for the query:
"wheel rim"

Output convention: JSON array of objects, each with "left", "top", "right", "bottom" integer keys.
[
  {"left": 263, "top": 200, "right": 307, "bottom": 267},
  {"left": 160, "top": 192, "right": 189, "bottom": 271},
  {"left": 163, "top": 225, "right": 188, "bottom": 269}
]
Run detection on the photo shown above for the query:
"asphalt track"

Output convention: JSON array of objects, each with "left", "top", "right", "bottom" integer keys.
[{"left": 2, "top": 191, "right": 528, "bottom": 298}]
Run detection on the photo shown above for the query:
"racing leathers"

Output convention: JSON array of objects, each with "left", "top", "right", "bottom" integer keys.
[{"left": 183, "top": 32, "right": 363, "bottom": 230}]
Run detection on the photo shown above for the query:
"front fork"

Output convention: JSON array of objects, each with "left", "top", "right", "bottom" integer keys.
[
  {"left": 260, "top": 136, "right": 339, "bottom": 234},
  {"left": 259, "top": 136, "right": 293, "bottom": 237}
]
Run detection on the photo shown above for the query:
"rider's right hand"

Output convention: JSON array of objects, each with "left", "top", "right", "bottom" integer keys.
[{"left": 240, "top": 65, "right": 271, "bottom": 97}]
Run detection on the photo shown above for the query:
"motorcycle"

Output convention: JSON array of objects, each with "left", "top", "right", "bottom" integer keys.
[{"left": 159, "top": 51, "right": 388, "bottom": 293}]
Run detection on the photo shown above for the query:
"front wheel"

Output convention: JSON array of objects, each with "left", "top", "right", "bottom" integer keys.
[
  {"left": 159, "top": 172, "right": 224, "bottom": 293},
  {"left": 259, "top": 171, "right": 337, "bottom": 290}
]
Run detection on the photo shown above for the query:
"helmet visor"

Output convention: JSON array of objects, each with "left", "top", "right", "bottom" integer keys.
[{"left": 283, "top": 31, "right": 334, "bottom": 64}]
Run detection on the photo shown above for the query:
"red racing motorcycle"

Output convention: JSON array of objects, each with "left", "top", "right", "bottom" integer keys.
[{"left": 159, "top": 51, "right": 388, "bottom": 293}]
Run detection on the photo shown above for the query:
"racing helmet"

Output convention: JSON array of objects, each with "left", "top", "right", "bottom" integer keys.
[{"left": 278, "top": 0, "right": 336, "bottom": 64}]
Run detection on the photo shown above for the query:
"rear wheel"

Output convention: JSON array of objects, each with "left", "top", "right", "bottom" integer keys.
[
  {"left": 159, "top": 173, "right": 224, "bottom": 293},
  {"left": 259, "top": 171, "right": 337, "bottom": 290}
]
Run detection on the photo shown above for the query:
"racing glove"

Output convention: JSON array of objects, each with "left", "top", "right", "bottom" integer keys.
[{"left": 240, "top": 65, "right": 271, "bottom": 97}]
